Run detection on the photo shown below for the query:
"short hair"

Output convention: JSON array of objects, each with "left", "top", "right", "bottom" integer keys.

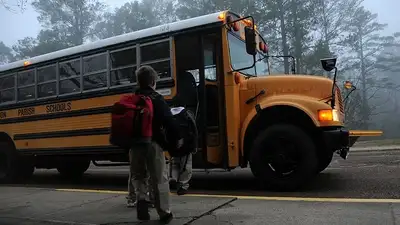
[{"left": 135, "top": 65, "right": 159, "bottom": 88}]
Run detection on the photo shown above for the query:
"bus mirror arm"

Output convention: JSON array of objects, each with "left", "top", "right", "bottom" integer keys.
[{"left": 229, "top": 59, "right": 256, "bottom": 74}]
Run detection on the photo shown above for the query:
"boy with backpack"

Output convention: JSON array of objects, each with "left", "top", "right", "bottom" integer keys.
[
  {"left": 168, "top": 71, "right": 198, "bottom": 195},
  {"left": 110, "top": 65, "right": 183, "bottom": 223}
]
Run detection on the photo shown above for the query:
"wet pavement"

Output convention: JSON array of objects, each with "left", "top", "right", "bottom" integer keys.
[
  {"left": 1, "top": 186, "right": 400, "bottom": 225},
  {"left": 1, "top": 149, "right": 400, "bottom": 224}
]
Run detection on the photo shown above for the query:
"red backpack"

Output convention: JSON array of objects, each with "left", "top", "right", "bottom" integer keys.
[{"left": 109, "top": 93, "right": 154, "bottom": 150}]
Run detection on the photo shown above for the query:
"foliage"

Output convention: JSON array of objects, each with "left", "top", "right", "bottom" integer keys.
[
  {"left": 0, "top": 0, "right": 28, "bottom": 12},
  {"left": 0, "top": 41, "right": 14, "bottom": 64}
]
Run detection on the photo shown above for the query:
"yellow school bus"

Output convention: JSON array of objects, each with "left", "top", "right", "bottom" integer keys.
[{"left": 0, "top": 11, "right": 381, "bottom": 190}]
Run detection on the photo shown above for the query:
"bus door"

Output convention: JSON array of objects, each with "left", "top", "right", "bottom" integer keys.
[{"left": 174, "top": 29, "right": 227, "bottom": 168}]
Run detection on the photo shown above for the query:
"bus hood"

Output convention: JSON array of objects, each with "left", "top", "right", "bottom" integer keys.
[{"left": 244, "top": 74, "right": 336, "bottom": 101}]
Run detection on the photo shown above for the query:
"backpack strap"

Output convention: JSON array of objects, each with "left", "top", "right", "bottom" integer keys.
[{"left": 147, "top": 92, "right": 158, "bottom": 101}]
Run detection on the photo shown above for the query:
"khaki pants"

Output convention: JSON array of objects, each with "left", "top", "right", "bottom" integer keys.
[
  {"left": 170, "top": 153, "right": 192, "bottom": 190},
  {"left": 128, "top": 153, "right": 152, "bottom": 201},
  {"left": 129, "top": 142, "right": 171, "bottom": 217}
]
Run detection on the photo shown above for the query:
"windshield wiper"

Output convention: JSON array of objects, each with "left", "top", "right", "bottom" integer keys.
[{"left": 319, "top": 95, "right": 333, "bottom": 105}]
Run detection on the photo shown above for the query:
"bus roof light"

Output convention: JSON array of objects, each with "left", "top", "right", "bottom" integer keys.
[
  {"left": 244, "top": 19, "right": 252, "bottom": 26},
  {"left": 23, "top": 61, "right": 31, "bottom": 67}
]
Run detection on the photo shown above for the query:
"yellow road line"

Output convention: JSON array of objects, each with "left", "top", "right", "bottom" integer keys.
[
  {"left": 56, "top": 189, "right": 127, "bottom": 194},
  {"left": 55, "top": 188, "right": 400, "bottom": 203}
]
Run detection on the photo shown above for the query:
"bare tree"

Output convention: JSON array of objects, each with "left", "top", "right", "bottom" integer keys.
[{"left": 1, "top": 0, "right": 28, "bottom": 12}]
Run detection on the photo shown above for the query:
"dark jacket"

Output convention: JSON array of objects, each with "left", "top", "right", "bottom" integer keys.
[{"left": 134, "top": 86, "right": 182, "bottom": 147}]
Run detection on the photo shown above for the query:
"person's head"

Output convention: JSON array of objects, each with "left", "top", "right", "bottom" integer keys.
[{"left": 135, "top": 65, "right": 158, "bottom": 89}]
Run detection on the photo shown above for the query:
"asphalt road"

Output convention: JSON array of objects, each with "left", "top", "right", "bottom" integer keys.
[
  {"left": 3, "top": 150, "right": 400, "bottom": 198},
  {"left": 1, "top": 150, "right": 400, "bottom": 225}
]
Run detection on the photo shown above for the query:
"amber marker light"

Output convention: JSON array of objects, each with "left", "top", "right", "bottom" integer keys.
[
  {"left": 318, "top": 109, "right": 339, "bottom": 121},
  {"left": 23, "top": 61, "right": 31, "bottom": 67}
]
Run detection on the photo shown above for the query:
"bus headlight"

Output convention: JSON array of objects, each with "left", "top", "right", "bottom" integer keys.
[{"left": 318, "top": 109, "right": 339, "bottom": 122}]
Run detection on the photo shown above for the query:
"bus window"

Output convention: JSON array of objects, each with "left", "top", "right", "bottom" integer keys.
[
  {"left": 38, "top": 82, "right": 56, "bottom": 98},
  {"left": 37, "top": 64, "right": 56, "bottom": 98},
  {"left": 83, "top": 53, "right": 107, "bottom": 91},
  {"left": 0, "top": 89, "right": 15, "bottom": 103},
  {"left": 110, "top": 47, "right": 137, "bottom": 68},
  {"left": 140, "top": 40, "right": 171, "bottom": 80},
  {"left": 60, "top": 78, "right": 80, "bottom": 95},
  {"left": 60, "top": 60, "right": 81, "bottom": 78},
  {"left": 227, "top": 32, "right": 269, "bottom": 76},
  {"left": 110, "top": 67, "right": 136, "bottom": 86},
  {"left": 18, "top": 86, "right": 35, "bottom": 101},
  {"left": 18, "top": 69, "right": 34, "bottom": 86},
  {"left": 83, "top": 72, "right": 107, "bottom": 91},
  {"left": 83, "top": 53, "right": 107, "bottom": 74},
  {"left": 110, "top": 47, "right": 137, "bottom": 86},
  {"left": 0, "top": 74, "right": 15, "bottom": 103},
  {"left": 59, "top": 59, "right": 81, "bottom": 95},
  {"left": 37, "top": 64, "right": 56, "bottom": 83},
  {"left": 204, "top": 42, "right": 217, "bottom": 81},
  {"left": 142, "top": 60, "right": 171, "bottom": 80},
  {"left": 140, "top": 41, "right": 170, "bottom": 62},
  {"left": 17, "top": 70, "right": 35, "bottom": 101}
]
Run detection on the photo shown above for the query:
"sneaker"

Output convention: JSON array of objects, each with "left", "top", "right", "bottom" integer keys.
[
  {"left": 169, "top": 179, "right": 177, "bottom": 189},
  {"left": 159, "top": 212, "right": 173, "bottom": 224},
  {"left": 136, "top": 200, "right": 150, "bottom": 221},
  {"left": 177, "top": 187, "right": 188, "bottom": 196},
  {"left": 126, "top": 198, "right": 137, "bottom": 208}
]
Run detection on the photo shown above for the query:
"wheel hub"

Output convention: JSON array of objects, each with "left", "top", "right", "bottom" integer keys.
[{"left": 265, "top": 140, "right": 299, "bottom": 175}]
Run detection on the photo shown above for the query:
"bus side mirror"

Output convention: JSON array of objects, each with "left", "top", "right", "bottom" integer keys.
[
  {"left": 320, "top": 58, "right": 337, "bottom": 72},
  {"left": 245, "top": 27, "right": 257, "bottom": 56}
]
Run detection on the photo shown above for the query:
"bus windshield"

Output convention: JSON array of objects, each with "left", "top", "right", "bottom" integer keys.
[{"left": 227, "top": 32, "right": 269, "bottom": 76}]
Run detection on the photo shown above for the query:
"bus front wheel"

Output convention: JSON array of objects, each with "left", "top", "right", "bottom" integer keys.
[
  {"left": 317, "top": 151, "right": 334, "bottom": 173},
  {"left": 249, "top": 124, "right": 318, "bottom": 191},
  {"left": 56, "top": 159, "right": 90, "bottom": 178}
]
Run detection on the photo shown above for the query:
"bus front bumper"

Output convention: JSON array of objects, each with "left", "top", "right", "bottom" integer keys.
[{"left": 322, "top": 128, "right": 383, "bottom": 159}]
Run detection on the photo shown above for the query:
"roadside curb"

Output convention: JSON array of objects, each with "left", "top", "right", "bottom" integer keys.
[{"left": 350, "top": 146, "right": 400, "bottom": 153}]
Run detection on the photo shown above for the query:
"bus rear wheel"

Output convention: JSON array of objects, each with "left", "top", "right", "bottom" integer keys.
[
  {"left": 249, "top": 124, "right": 318, "bottom": 191},
  {"left": 57, "top": 159, "right": 90, "bottom": 178},
  {"left": 0, "top": 142, "right": 34, "bottom": 183}
]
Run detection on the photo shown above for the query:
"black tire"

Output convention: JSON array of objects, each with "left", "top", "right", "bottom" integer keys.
[
  {"left": 249, "top": 124, "right": 318, "bottom": 191},
  {"left": 317, "top": 151, "right": 333, "bottom": 173},
  {"left": 0, "top": 142, "right": 35, "bottom": 183},
  {"left": 57, "top": 159, "right": 90, "bottom": 178}
]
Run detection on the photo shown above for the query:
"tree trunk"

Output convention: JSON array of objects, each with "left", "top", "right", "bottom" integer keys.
[
  {"left": 292, "top": 0, "right": 302, "bottom": 74},
  {"left": 359, "top": 28, "right": 369, "bottom": 129},
  {"left": 278, "top": 0, "right": 289, "bottom": 74}
]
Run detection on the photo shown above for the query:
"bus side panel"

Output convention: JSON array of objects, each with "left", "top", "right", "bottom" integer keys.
[{"left": 0, "top": 91, "right": 175, "bottom": 154}]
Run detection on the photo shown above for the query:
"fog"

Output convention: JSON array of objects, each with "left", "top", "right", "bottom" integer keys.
[{"left": 0, "top": 0, "right": 399, "bottom": 139}]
